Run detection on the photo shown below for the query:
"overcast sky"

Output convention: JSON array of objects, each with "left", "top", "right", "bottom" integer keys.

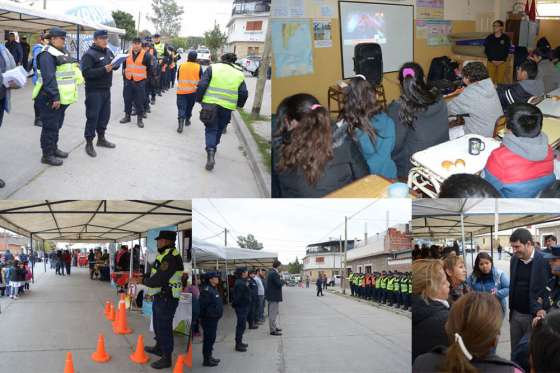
[
  {"left": 24, "top": 0, "right": 232, "bottom": 36},
  {"left": 193, "top": 199, "right": 411, "bottom": 263}
]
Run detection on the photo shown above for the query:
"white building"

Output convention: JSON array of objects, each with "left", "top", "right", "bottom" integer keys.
[
  {"left": 225, "top": 0, "right": 270, "bottom": 58},
  {"left": 302, "top": 240, "right": 354, "bottom": 282}
]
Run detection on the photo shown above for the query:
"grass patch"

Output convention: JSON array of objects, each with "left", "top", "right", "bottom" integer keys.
[{"left": 239, "top": 110, "right": 271, "bottom": 172}]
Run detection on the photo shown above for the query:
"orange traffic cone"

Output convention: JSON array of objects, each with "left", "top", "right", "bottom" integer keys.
[
  {"left": 184, "top": 340, "right": 192, "bottom": 368},
  {"left": 173, "top": 355, "right": 185, "bottom": 373},
  {"left": 129, "top": 334, "right": 149, "bottom": 364},
  {"left": 104, "top": 300, "right": 110, "bottom": 316},
  {"left": 107, "top": 304, "right": 116, "bottom": 322},
  {"left": 64, "top": 352, "right": 74, "bottom": 373},
  {"left": 91, "top": 334, "right": 111, "bottom": 363},
  {"left": 113, "top": 299, "right": 132, "bottom": 334}
]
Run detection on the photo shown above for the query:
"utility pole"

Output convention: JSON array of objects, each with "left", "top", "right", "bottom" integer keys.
[
  {"left": 343, "top": 216, "right": 348, "bottom": 295},
  {"left": 251, "top": 18, "right": 271, "bottom": 119},
  {"left": 224, "top": 228, "right": 228, "bottom": 246},
  {"left": 43, "top": 0, "right": 46, "bottom": 10},
  {"left": 339, "top": 235, "right": 343, "bottom": 289}
]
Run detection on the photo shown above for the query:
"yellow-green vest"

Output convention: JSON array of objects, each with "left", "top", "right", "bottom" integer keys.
[
  {"left": 394, "top": 278, "right": 400, "bottom": 292},
  {"left": 387, "top": 277, "right": 394, "bottom": 291},
  {"left": 202, "top": 63, "right": 244, "bottom": 111},
  {"left": 401, "top": 278, "right": 408, "bottom": 293},
  {"left": 147, "top": 247, "right": 183, "bottom": 299},
  {"left": 381, "top": 277, "right": 387, "bottom": 289},
  {"left": 32, "top": 46, "right": 83, "bottom": 105},
  {"left": 408, "top": 278, "right": 412, "bottom": 294},
  {"left": 375, "top": 277, "right": 381, "bottom": 288},
  {"left": 348, "top": 273, "right": 354, "bottom": 283},
  {"left": 154, "top": 42, "right": 165, "bottom": 58}
]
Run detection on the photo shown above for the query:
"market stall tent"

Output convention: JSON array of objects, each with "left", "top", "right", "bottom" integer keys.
[{"left": 193, "top": 238, "right": 278, "bottom": 269}]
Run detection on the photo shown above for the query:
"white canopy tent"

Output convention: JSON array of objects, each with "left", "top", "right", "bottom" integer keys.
[
  {"left": 0, "top": 200, "right": 192, "bottom": 282},
  {"left": 412, "top": 199, "right": 560, "bottom": 263}
]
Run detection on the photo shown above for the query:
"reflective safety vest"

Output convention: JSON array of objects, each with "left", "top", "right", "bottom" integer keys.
[
  {"left": 375, "top": 277, "right": 381, "bottom": 288},
  {"left": 394, "top": 278, "right": 400, "bottom": 292},
  {"left": 408, "top": 278, "right": 412, "bottom": 294},
  {"left": 146, "top": 247, "right": 183, "bottom": 299},
  {"left": 381, "top": 277, "right": 387, "bottom": 289},
  {"left": 154, "top": 42, "right": 165, "bottom": 58},
  {"left": 387, "top": 277, "right": 394, "bottom": 291},
  {"left": 348, "top": 273, "right": 354, "bottom": 283},
  {"left": 125, "top": 50, "right": 147, "bottom": 81},
  {"left": 32, "top": 45, "right": 83, "bottom": 105},
  {"left": 401, "top": 278, "right": 408, "bottom": 293},
  {"left": 202, "top": 63, "right": 244, "bottom": 111},
  {"left": 177, "top": 61, "right": 201, "bottom": 94}
]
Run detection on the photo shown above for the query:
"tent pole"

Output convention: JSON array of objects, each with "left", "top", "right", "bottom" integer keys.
[
  {"left": 76, "top": 25, "right": 80, "bottom": 60},
  {"left": 460, "top": 213, "right": 466, "bottom": 264},
  {"left": 29, "top": 233, "right": 34, "bottom": 284},
  {"left": 225, "top": 258, "right": 229, "bottom": 304},
  {"left": 494, "top": 199, "right": 499, "bottom": 260},
  {"left": 43, "top": 239, "right": 46, "bottom": 273},
  {"left": 490, "top": 225, "right": 494, "bottom": 259},
  {"left": 470, "top": 232, "right": 474, "bottom": 269}
]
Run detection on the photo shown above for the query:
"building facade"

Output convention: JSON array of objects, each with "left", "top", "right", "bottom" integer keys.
[
  {"left": 302, "top": 240, "right": 354, "bottom": 282},
  {"left": 225, "top": 0, "right": 270, "bottom": 58}
]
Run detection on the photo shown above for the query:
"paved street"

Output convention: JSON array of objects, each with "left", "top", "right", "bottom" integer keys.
[
  {"left": 0, "top": 266, "right": 188, "bottom": 373},
  {"left": 193, "top": 285, "right": 411, "bottom": 373},
  {"left": 0, "top": 71, "right": 266, "bottom": 199}
]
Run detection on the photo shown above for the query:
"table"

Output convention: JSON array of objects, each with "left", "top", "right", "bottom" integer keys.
[
  {"left": 408, "top": 135, "right": 501, "bottom": 198},
  {"left": 325, "top": 175, "right": 413, "bottom": 198},
  {"left": 538, "top": 87, "right": 560, "bottom": 118},
  {"left": 543, "top": 117, "right": 560, "bottom": 148},
  {"left": 327, "top": 83, "right": 387, "bottom": 113}
]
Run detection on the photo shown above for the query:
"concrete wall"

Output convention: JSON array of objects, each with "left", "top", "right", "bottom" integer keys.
[{"left": 228, "top": 16, "right": 269, "bottom": 43}]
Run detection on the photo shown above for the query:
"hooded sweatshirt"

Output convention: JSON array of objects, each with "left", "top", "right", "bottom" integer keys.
[
  {"left": 483, "top": 131, "right": 555, "bottom": 197},
  {"left": 497, "top": 79, "right": 546, "bottom": 110},
  {"left": 447, "top": 78, "right": 503, "bottom": 137},
  {"left": 537, "top": 59, "right": 560, "bottom": 93}
]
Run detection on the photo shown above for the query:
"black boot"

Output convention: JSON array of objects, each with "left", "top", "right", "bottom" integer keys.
[
  {"left": 0, "top": 179, "right": 4, "bottom": 188},
  {"left": 150, "top": 353, "right": 172, "bottom": 369},
  {"left": 144, "top": 345, "right": 163, "bottom": 357},
  {"left": 239, "top": 342, "right": 248, "bottom": 348},
  {"left": 185, "top": 118, "right": 191, "bottom": 126},
  {"left": 210, "top": 356, "right": 220, "bottom": 364},
  {"left": 41, "top": 154, "right": 63, "bottom": 166},
  {"left": 203, "top": 356, "right": 219, "bottom": 367},
  {"left": 146, "top": 106, "right": 151, "bottom": 113},
  {"left": 85, "top": 139, "right": 96, "bottom": 158},
  {"left": 205, "top": 149, "right": 215, "bottom": 171},
  {"left": 142, "top": 112, "right": 147, "bottom": 119},
  {"left": 235, "top": 343, "right": 247, "bottom": 352},
  {"left": 97, "top": 135, "right": 116, "bottom": 148},
  {"left": 119, "top": 114, "right": 131, "bottom": 123},
  {"left": 137, "top": 116, "right": 144, "bottom": 128},
  {"left": 177, "top": 118, "right": 184, "bottom": 133},
  {"left": 34, "top": 117, "right": 42, "bottom": 127},
  {"left": 54, "top": 149, "right": 68, "bottom": 158}
]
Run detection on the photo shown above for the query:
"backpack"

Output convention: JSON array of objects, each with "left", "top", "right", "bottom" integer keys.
[{"left": 427, "top": 56, "right": 458, "bottom": 82}]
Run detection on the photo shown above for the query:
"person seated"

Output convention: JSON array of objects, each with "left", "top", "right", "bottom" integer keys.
[
  {"left": 337, "top": 76, "right": 396, "bottom": 178},
  {"left": 388, "top": 62, "right": 449, "bottom": 180},
  {"left": 482, "top": 103, "right": 554, "bottom": 197},
  {"left": 531, "top": 47, "right": 560, "bottom": 94},
  {"left": 447, "top": 62, "right": 503, "bottom": 138},
  {"left": 496, "top": 60, "right": 545, "bottom": 110},
  {"left": 438, "top": 173, "right": 500, "bottom": 198},
  {"left": 413, "top": 292, "right": 523, "bottom": 373},
  {"left": 272, "top": 93, "right": 368, "bottom": 197}
]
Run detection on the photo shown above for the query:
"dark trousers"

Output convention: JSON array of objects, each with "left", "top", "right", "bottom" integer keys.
[
  {"left": 177, "top": 93, "right": 196, "bottom": 120},
  {"left": 33, "top": 98, "right": 40, "bottom": 121},
  {"left": 144, "top": 83, "right": 150, "bottom": 110},
  {"left": 204, "top": 106, "right": 231, "bottom": 151},
  {"left": 201, "top": 318, "right": 218, "bottom": 358},
  {"left": 84, "top": 89, "right": 111, "bottom": 140},
  {"left": 152, "top": 296, "right": 179, "bottom": 354},
  {"left": 149, "top": 77, "right": 157, "bottom": 99},
  {"left": 234, "top": 306, "right": 249, "bottom": 344},
  {"left": 316, "top": 286, "right": 323, "bottom": 296},
  {"left": 123, "top": 79, "right": 145, "bottom": 116},
  {"left": 65, "top": 263, "right": 71, "bottom": 275},
  {"left": 170, "top": 67, "right": 176, "bottom": 87},
  {"left": 37, "top": 93, "right": 68, "bottom": 156},
  {"left": 161, "top": 68, "right": 168, "bottom": 90}
]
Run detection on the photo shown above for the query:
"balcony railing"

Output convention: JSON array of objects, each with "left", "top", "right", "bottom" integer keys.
[{"left": 232, "top": 2, "right": 271, "bottom": 15}]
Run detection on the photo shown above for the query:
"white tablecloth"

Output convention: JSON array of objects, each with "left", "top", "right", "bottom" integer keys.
[
  {"left": 538, "top": 87, "right": 560, "bottom": 118},
  {"left": 149, "top": 295, "right": 192, "bottom": 332}
]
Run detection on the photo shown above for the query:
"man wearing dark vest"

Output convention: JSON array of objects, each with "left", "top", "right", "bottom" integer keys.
[
  {"left": 80, "top": 29, "right": 117, "bottom": 157},
  {"left": 120, "top": 37, "right": 151, "bottom": 128},
  {"left": 508, "top": 228, "right": 549, "bottom": 352}
]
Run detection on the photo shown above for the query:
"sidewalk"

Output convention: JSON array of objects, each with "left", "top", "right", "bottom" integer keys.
[
  {"left": 0, "top": 74, "right": 263, "bottom": 198},
  {"left": 0, "top": 266, "right": 188, "bottom": 372}
]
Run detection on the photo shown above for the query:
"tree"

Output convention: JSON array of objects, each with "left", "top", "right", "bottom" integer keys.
[
  {"left": 186, "top": 36, "right": 204, "bottom": 50},
  {"left": 287, "top": 258, "right": 303, "bottom": 274},
  {"left": 169, "top": 36, "right": 189, "bottom": 50},
  {"left": 203, "top": 24, "right": 228, "bottom": 62},
  {"left": 112, "top": 10, "right": 137, "bottom": 41},
  {"left": 236, "top": 234, "right": 263, "bottom": 250},
  {"left": 147, "top": 0, "right": 184, "bottom": 37}
]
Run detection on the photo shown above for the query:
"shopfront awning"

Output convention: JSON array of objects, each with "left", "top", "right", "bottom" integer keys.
[{"left": 193, "top": 238, "right": 278, "bottom": 268}]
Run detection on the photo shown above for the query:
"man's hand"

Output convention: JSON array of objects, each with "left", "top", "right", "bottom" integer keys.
[
  {"left": 52, "top": 100, "right": 61, "bottom": 110},
  {"left": 532, "top": 309, "right": 546, "bottom": 327},
  {"left": 105, "top": 64, "right": 113, "bottom": 72}
]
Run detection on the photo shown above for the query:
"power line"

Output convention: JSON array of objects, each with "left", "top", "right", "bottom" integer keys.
[
  {"left": 200, "top": 231, "right": 224, "bottom": 241},
  {"left": 208, "top": 199, "right": 237, "bottom": 232},
  {"left": 192, "top": 207, "right": 224, "bottom": 230}
]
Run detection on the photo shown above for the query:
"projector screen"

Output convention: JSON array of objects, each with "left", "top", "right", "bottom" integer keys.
[{"left": 339, "top": 1, "right": 414, "bottom": 78}]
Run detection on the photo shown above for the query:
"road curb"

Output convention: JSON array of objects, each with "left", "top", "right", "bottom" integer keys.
[
  {"left": 327, "top": 289, "right": 412, "bottom": 319},
  {"left": 232, "top": 110, "right": 271, "bottom": 197}
]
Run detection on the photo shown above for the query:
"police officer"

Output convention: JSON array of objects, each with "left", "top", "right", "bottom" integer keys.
[
  {"left": 138, "top": 230, "right": 184, "bottom": 369},
  {"left": 176, "top": 50, "right": 202, "bottom": 133},
  {"left": 119, "top": 37, "right": 151, "bottom": 128},
  {"left": 232, "top": 267, "right": 250, "bottom": 352},
  {"left": 153, "top": 33, "right": 167, "bottom": 95},
  {"left": 537, "top": 246, "right": 560, "bottom": 317},
  {"left": 247, "top": 269, "right": 259, "bottom": 329},
  {"left": 144, "top": 38, "right": 159, "bottom": 105},
  {"left": 33, "top": 27, "right": 83, "bottom": 166},
  {"left": 199, "top": 271, "right": 223, "bottom": 367},
  {"left": 348, "top": 271, "right": 355, "bottom": 296},
  {"left": 196, "top": 52, "right": 248, "bottom": 171},
  {"left": 380, "top": 271, "right": 388, "bottom": 304},
  {"left": 80, "top": 30, "right": 117, "bottom": 158}
]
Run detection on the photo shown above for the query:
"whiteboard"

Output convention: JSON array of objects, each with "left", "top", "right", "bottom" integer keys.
[{"left": 339, "top": 1, "right": 414, "bottom": 77}]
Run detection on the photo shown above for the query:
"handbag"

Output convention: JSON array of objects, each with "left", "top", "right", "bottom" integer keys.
[{"left": 199, "top": 103, "right": 217, "bottom": 125}]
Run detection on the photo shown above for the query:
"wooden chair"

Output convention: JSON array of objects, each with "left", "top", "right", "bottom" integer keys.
[{"left": 493, "top": 115, "right": 507, "bottom": 139}]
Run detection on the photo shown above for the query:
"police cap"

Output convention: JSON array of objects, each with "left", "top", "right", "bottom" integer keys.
[
  {"left": 132, "top": 37, "right": 142, "bottom": 44},
  {"left": 93, "top": 30, "right": 108, "bottom": 39},
  {"left": 154, "top": 230, "right": 177, "bottom": 241},
  {"left": 205, "top": 271, "right": 219, "bottom": 280},
  {"left": 48, "top": 27, "right": 67, "bottom": 38}
]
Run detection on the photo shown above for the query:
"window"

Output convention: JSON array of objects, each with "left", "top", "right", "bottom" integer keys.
[
  {"left": 365, "top": 266, "right": 372, "bottom": 273},
  {"left": 246, "top": 20, "right": 263, "bottom": 31},
  {"left": 315, "top": 256, "right": 325, "bottom": 263},
  {"left": 537, "top": 0, "right": 560, "bottom": 18}
]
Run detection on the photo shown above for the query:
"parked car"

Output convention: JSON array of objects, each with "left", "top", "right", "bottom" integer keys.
[{"left": 237, "top": 55, "right": 261, "bottom": 76}]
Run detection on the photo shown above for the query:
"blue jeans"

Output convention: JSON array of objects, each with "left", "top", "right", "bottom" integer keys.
[
  {"left": 204, "top": 106, "right": 231, "bottom": 151},
  {"left": 152, "top": 296, "right": 179, "bottom": 354},
  {"left": 177, "top": 93, "right": 196, "bottom": 120},
  {"left": 234, "top": 306, "right": 249, "bottom": 343}
]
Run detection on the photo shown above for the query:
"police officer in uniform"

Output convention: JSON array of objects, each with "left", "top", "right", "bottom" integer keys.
[
  {"left": 199, "top": 271, "right": 223, "bottom": 367},
  {"left": 138, "top": 230, "right": 184, "bottom": 369},
  {"left": 80, "top": 30, "right": 117, "bottom": 158},
  {"left": 247, "top": 269, "right": 259, "bottom": 329},
  {"left": 196, "top": 52, "right": 248, "bottom": 171},
  {"left": 232, "top": 267, "right": 250, "bottom": 352},
  {"left": 120, "top": 37, "right": 151, "bottom": 128},
  {"left": 33, "top": 27, "right": 83, "bottom": 166}
]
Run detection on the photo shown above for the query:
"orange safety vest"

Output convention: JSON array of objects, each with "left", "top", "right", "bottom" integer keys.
[
  {"left": 177, "top": 62, "right": 201, "bottom": 95},
  {"left": 125, "top": 49, "right": 147, "bottom": 81}
]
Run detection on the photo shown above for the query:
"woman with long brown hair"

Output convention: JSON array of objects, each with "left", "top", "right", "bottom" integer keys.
[
  {"left": 413, "top": 292, "right": 522, "bottom": 373},
  {"left": 272, "top": 93, "right": 368, "bottom": 197},
  {"left": 337, "top": 76, "right": 396, "bottom": 178}
]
